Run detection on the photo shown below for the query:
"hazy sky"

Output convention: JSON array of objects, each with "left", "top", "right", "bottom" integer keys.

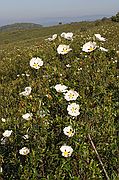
[{"left": 0, "top": 0, "right": 119, "bottom": 26}]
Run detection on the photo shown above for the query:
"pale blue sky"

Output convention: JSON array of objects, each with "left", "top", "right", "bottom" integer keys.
[{"left": 0, "top": 0, "right": 119, "bottom": 26}]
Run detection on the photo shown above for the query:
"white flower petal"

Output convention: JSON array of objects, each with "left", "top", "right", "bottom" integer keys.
[
  {"left": 95, "top": 34, "right": 106, "bottom": 41},
  {"left": 67, "top": 103, "right": 80, "bottom": 117},
  {"left": 22, "top": 113, "right": 33, "bottom": 120},
  {"left": 47, "top": 34, "right": 57, "bottom": 41},
  {"left": 99, "top": 47, "right": 108, "bottom": 52},
  {"left": 82, "top": 41, "right": 97, "bottom": 52},
  {"left": 1, "top": 118, "right": 6, "bottom": 122},
  {"left": 22, "top": 134, "right": 29, "bottom": 139},
  {"left": 3, "top": 130, "right": 12, "bottom": 137},
  {"left": 20, "top": 87, "right": 31, "bottom": 96},
  {"left": 57, "top": 44, "right": 72, "bottom": 55},
  {"left": 63, "top": 126, "right": 75, "bottom": 137},
  {"left": 60, "top": 145, "right": 73, "bottom": 157},
  {"left": 64, "top": 90, "right": 79, "bottom": 101},
  {"left": 54, "top": 84, "right": 68, "bottom": 93},
  {"left": 19, "top": 147, "right": 30, "bottom": 155},
  {"left": 61, "top": 32, "right": 73, "bottom": 40},
  {"left": 30, "top": 57, "right": 43, "bottom": 69}
]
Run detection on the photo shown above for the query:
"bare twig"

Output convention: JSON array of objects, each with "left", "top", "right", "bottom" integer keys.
[{"left": 88, "top": 134, "right": 110, "bottom": 180}]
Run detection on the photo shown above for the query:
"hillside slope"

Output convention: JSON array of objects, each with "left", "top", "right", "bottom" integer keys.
[
  {"left": 0, "top": 22, "right": 42, "bottom": 32},
  {"left": 0, "top": 20, "right": 119, "bottom": 180}
]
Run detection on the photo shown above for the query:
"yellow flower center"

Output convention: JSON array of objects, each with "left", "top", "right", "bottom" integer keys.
[
  {"left": 89, "top": 47, "right": 94, "bottom": 51},
  {"left": 63, "top": 151, "right": 69, "bottom": 156},
  {"left": 69, "top": 93, "right": 74, "bottom": 99},
  {"left": 71, "top": 107, "right": 76, "bottom": 112},
  {"left": 63, "top": 48, "right": 68, "bottom": 52},
  {"left": 33, "top": 63, "right": 39, "bottom": 67},
  {"left": 68, "top": 130, "right": 73, "bottom": 136}
]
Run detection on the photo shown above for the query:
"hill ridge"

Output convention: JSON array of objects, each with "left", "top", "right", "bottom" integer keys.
[{"left": 0, "top": 22, "right": 42, "bottom": 31}]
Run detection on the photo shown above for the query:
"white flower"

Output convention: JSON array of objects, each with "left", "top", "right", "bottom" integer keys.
[
  {"left": 22, "top": 113, "right": 33, "bottom": 120},
  {"left": 1, "top": 137, "right": 6, "bottom": 145},
  {"left": 30, "top": 57, "right": 43, "bottom": 69},
  {"left": 1, "top": 118, "right": 6, "bottom": 122},
  {"left": 0, "top": 166, "right": 3, "bottom": 173},
  {"left": 26, "top": 73, "right": 30, "bottom": 77},
  {"left": 82, "top": 41, "right": 97, "bottom": 52},
  {"left": 19, "top": 87, "right": 32, "bottom": 96},
  {"left": 19, "top": 147, "right": 30, "bottom": 155},
  {"left": 63, "top": 126, "right": 75, "bottom": 137},
  {"left": 67, "top": 103, "right": 80, "bottom": 117},
  {"left": 95, "top": 34, "right": 106, "bottom": 41},
  {"left": 25, "top": 87, "right": 31, "bottom": 93},
  {"left": 78, "top": 68, "right": 82, "bottom": 71},
  {"left": 3, "top": 130, "right": 12, "bottom": 137},
  {"left": 60, "top": 145, "right": 73, "bottom": 157},
  {"left": 52, "top": 34, "right": 57, "bottom": 39},
  {"left": 54, "top": 84, "right": 68, "bottom": 93},
  {"left": 61, "top": 32, "right": 73, "bottom": 40},
  {"left": 47, "top": 34, "right": 57, "bottom": 41},
  {"left": 64, "top": 90, "right": 79, "bottom": 101},
  {"left": 99, "top": 47, "right": 108, "bottom": 52},
  {"left": 66, "top": 64, "right": 71, "bottom": 68},
  {"left": 57, "top": 44, "right": 72, "bottom": 55},
  {"left": 22, "top": 134, "right": 29, "bottom": 139}
]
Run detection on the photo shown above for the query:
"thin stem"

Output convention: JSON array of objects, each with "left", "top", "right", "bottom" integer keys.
[{"left": 88, "top": 134, "right": 110, "bottom": 180}]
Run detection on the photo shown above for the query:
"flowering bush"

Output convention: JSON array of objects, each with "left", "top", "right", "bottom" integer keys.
[{"left": 0, "top": 20, "right": 118, "bottom": 179}]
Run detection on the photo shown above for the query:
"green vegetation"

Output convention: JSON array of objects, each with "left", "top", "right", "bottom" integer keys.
[
  {"left": 0, "top": 23, "right": 42, "bottom": 32},
  {"left": 0, "top": 19, "right": 119, "bottom": 179},
  {"left": 111, "top": 12, "right": 119, "bottom": 22}
]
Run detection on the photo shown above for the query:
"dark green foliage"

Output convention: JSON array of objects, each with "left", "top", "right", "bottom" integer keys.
[{"left": 111, "top": 12, "right": 119, "bottom": 22}]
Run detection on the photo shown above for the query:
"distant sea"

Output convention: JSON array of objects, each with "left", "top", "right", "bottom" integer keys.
[
  {"left": 0, "top": 15, "right": 112, "bottom": 27},
  {"left": 35, "top": 15, "right": 111, "bottom": 27}
]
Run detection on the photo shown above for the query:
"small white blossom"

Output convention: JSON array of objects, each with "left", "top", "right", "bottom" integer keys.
[
  {"left": 78, "top": 68, "right": 82, "bottom": 71},
  {"left": 64, "top": 90, "right": 79, "bottom": 101},
  {"left": 19, "top": 87, "right": 32, "bottom": 96},
  {"left": 57, "top": 44, "right": 72, "bottom": 55},
  {"left": 95, "top": 34, "right": 106, "bottom": 41},
  {"left": 3, "top": 130, "right": 12, "bottom": 137},
  {"left": 1, "top": 137, "right": 6, "bottom": 145},
  {"left": 61, "top": 32, "right": 73, "bottom": 40},
  {"left": 1, "top": 118, "right": 6, "bottom": 122},
  {"left": 22, "top": 134, "right": 29, "bottom": 139},
  {"left": 26, "top": 73, "right": 30, "bottom": 77},
  {"left": 63, "top": 126, "right": 75, "bottom": 137},
  {"left": 47, "top": 34, "right": 57, "bottom": 41},
  {"left": 99, "top": 47, "right": 108, "bottom": 52},
  {"left": 22, "top": 113, "right": 33, "bottom": 120},
  {"left": 54, "top": 84, "right": 68, "bottom": 93},
  {"left": 0, "top": 166, "right": 3, "bottom": 173},
  {"left": 30, "top": 57, "right": 43, "bottom": 69},
  {"left": 60, "top": 145, "right": 73, "bottom": 157},
  {"left": 66, "top": 64, "right": 71, "bottom": 68},
  {"left": 82, "top": 41, "right": 97, "bottom": 52},
  {"left": 113, "top": 60, "right": 117, "bottom": 63},
  {"left": 67, "top": 103, "right": 80, "bottom": 117},
  {"left": 19, "top": 147, "right": 30, "bottom": 155}
]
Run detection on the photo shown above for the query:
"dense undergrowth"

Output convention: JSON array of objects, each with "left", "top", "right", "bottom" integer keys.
[{"left": 0, "top": 20, "right": 119, "bottom": 179}]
